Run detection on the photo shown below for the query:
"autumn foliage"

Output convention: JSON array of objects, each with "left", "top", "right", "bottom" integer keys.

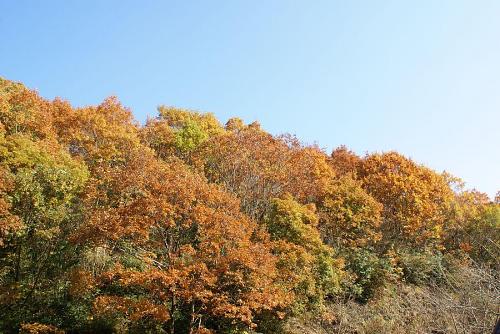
[{"left": 0, "top": 78, "right": 498, "bottom": 333}]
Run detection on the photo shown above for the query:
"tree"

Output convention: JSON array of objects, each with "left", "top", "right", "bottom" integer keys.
[
  {"left": 0, "top": 124, "right": 22, "bottom": 247},
  {"left": 0, "top": 78, "right": 55, "bottom": 140},
  {"left": 0, "top": 132, "right": 88, "bottom": 331},
  {"left": 319, "top": 176, "right": 382, "bottom": 249},
  {"left": 51, "top": 96, "right": 141, "bottom": 167},
  {"left": 224, "top": 118, "right": 245, "bottom": 132},
  {"left": 330, "top": 145, "right": 362, "bottom": 177},
  {"left": 1, "top": 76, "right": 498, "bottom": 333},
  {"left": 444, "top": 188, "right": 500, "bottom": 264},
  {"left": 264, "top": 195, "right": 344, "bottom": 313},
  {"left": 141, "top": 106, "right": 224, "bottom": 161},
  {"left": 193, "top": 127, "right": 335, "bottom": 221},
  {"left": 358, "top": 152, "right": 454, "bottom": 249},
  {"left": 72, "top": 150, "right": 289, "bottom": 333}
]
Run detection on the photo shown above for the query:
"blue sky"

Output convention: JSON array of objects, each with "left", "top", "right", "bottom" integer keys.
[{"left": 1, "top": 1, "right": 499, "bottom": 198}]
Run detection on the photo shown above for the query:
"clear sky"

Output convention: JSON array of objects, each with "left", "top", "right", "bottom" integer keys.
[{"left": 1, "top": 1, "right": 499, "bottom": 198}]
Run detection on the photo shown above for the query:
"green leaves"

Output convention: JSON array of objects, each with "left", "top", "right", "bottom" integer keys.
[
  {"left": 1, "top": 135, "right": 88, "bottom": 225},
  {"left": 265, "top": 195, "right": 344, "bottom": 311},
  {"left": 174, "top": 119, "right": 209, "bottom": 153}
]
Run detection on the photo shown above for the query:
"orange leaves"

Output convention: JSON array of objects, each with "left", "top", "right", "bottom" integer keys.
[
  {"left": 358, "top": 152, "right": 454, "bottom": 247},
  {"left": 140, "top": 117, "right": 176, "bottom": 159},
  {"left": 52, "top": 96, "right": 141, "bottom": 166},
  {"left": 4, "top": 77, "right": 493, "bottom": 333},
  {"left": 68, "top": 268, "right": 96, "bottom": 297},
  {"left": 285, "top": 144, "right": 335, "bottom": 202},
  {"left": 194, "top": 126, "right": 335, "bottom": 220},
  {"left": 0, "top": 78, "right": 55, "bottom": 140},
  {"left": 93, "top": 295, "right": 170, "bottom": 323},
  {"left": 71, "top": 137, "right": 288, "bottom": 329},
  {"left": 330, "top": 145, "right": 362, "bottom": 177}
]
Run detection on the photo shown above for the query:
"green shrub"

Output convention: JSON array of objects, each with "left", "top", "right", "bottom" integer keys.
[
  {"left": 343, "top": 249, "right": 393, "bottom": 302},
  {"left": 396, "top": 251, "right": 446, "bottom": 285}
]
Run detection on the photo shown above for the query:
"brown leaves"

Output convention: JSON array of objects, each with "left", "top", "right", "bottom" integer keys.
[{"left": 330, "top": 145, "right": 362, "bottom": 177}]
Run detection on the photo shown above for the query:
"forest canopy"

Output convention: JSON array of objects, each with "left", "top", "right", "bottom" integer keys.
[{"left": 0, "top": 78, "right": 498, "bottom": 334}]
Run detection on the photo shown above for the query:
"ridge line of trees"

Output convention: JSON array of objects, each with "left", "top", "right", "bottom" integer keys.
[{"left": 0, "top": 77, "right": 498, "bottom": 333}]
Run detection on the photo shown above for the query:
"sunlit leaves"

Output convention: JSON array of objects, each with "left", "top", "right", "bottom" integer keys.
[
  {"left": 359, "top": 152, "right": 454, "bottom": 248},
  {"left": 265, "top": 195, "right": 344, "bottom": 311},
  {"left": 193, "top": 126, "right": 334, "bottom": 220},
  {"left": 0, "top": 77, "right": 497, "bottom": 333},
  {"left": 142, "top": 106, "right": 224, "bottom": 159},
  {"left": 319, "top": 176, "right": 382, "bottom": 248},
  {"left": 73, "top": 148, "right": 289, "bottom": 331},
  {"left": 52, "top": 97, "right": 140, "bottom": 166}
]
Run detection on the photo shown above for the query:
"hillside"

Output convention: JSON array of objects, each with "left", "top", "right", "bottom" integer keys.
[{"left": 0, "top": 77, "right": 498, "bottom": 334}]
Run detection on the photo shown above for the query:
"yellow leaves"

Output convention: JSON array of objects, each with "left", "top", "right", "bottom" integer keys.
[
  {"left": 143, "top": 106, "right": 225, "bottom": 159},
  {"left": 157, "top": 106, "right": 224, "bottom": 136},
  {"left": 451, "top": 189, "right": 490, "bottom": 224},
  {"left": 192, "top": 328, "right": 215, "bottom": 334},
  {"left": 359, "top": 152, "right": 454, "bottom": 247},
  {"left": 265, "top": 196, "right": 345, "bottom": 310},
  {"left": 266, "top": 195, "right": 322, "bottom": 249},
  {"left": 443, "top": 188, "right": 499, "bottom": 263},
  {"left": 319, "top": 175, "right": 382, "bottom": 248}
]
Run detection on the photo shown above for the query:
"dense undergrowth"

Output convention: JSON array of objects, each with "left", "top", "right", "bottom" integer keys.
[{"left": 0, "top": 77, "right": 498, "bottom": 333}]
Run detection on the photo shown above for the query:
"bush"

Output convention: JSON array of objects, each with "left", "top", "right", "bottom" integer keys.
[
  {"left": 396, "top": 251, "right": 447, "bottom": 285},
  {"left": 342, "top": 249, "right": 394, "bottom": 302}
]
